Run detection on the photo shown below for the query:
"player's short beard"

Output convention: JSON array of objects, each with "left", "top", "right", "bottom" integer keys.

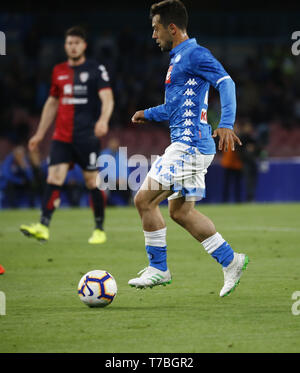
[
  {"left": 69, "top": 53, "right": 84, "bottom": 62},
  {"left": 160, "top": 40, "right": 173, "bottom": 52}
]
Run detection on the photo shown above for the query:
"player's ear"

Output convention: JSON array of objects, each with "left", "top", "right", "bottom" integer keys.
[{"left": 168, "top": 23, "right": 177, "bottom": 36}]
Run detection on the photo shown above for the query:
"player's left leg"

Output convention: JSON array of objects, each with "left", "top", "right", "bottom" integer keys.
[
  {"left": 83, "top": 170, "right": 107, "bottom": 244},
  {"left": 168, "top": 197, "right": 249, "bottom": 297}
]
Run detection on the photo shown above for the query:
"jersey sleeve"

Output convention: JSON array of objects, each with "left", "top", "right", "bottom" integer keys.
[
  {"left": 217, "top": 78, "right": 236, "bottom": 129},
  {"left": 144, "top": 104, "right": 169, "bottom": 122},
  {"left": 189, "top": 48, "right": 236, "bottom": 129},
  {"left": 49, "top": 66, "right": 60, "bottom": 98},
  {"left": 97, "top": 64, "right": 111, "bottom": 91},
  {"left": 189, "top": 48, "right": 230, "bottom": 89}
]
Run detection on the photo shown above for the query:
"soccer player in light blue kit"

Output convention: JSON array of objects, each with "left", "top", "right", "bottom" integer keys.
[{"left": 129, "top": 0, "right": 249, "bottom": 297}]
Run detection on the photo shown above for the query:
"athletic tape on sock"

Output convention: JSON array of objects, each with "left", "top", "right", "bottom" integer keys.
[
  {"left": 201, "top": 232, "right": 225, "bottom": 254},
  {"left": 144, "top": 227, "right": 167, "bottom": 247}
]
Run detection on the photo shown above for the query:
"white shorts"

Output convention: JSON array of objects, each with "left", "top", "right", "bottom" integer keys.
[{"left": 148, "top": 142, "right": 214, "bottom": 201}]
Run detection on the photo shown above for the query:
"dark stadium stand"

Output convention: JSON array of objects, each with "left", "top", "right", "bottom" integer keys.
[{"left": 0, "top": 10, "right": 299, "bottom": 206}]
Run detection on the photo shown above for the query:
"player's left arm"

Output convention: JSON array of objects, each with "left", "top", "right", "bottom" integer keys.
[
  {"left": 94, "top": 63, "right": 114, "bottom": 138},
  {"left": 212, "top": 78, "right": 242, "bottom": 151},
  {"left": 212, "top": 75, "right": 242, "bottom": 152},
  {"left": 190, "top": 49, "right": 242, "bottom": 151},
  {"left": 94, "top": 88, "right": 114, "bottom": 138}
]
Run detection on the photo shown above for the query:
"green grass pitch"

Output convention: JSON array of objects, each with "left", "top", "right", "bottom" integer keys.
[{"left": 0, "top": 203, "right": 300, "bottom": 353}]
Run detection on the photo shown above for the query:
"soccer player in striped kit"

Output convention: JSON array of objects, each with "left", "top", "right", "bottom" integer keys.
[
  {"left": 128, "top": 0, "right": 249, "bottom": 297},
  {"left": 20, "top": 26, "right": 114, "bottom": 244}
]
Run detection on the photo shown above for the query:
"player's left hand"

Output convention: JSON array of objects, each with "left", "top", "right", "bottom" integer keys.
[
  {"left": 94, "top": 120, "right": 109, "bottom": 138},
  {"left": 212, "top": 127, "right": 242, "bottom": 152}
]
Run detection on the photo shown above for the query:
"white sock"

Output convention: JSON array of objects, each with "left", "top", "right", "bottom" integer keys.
[
  {"left": 201, "top": 232, "right": 225, "bottom": 254},
  {"left": 143, "top": 227, "right": 167, "bottom": 247}
]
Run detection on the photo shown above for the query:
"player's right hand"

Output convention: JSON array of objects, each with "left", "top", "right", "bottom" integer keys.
[
  {"left": 131, "top": 110, "right": 148, "bottom": 124},
  {"left": 28, "top": 134, "right": 43, "bottom": 152}
]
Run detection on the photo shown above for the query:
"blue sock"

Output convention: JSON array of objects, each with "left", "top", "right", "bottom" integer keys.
[
  {"left": 146, "top": 245, "right": 167, "bottom": 271},
  {"left": 211, "top": 241, "right": 234, "bottom": 267}
]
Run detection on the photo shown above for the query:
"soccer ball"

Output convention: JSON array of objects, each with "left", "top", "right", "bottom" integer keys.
[{"left": 78, "top": 270, "right": 117, "bottom": 308}]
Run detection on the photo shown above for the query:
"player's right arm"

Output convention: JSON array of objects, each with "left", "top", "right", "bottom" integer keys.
[
  {"left": 28, "top": 96, "right": 59, "bottom": 152},
  {"left": 132, "top": 104, "right": 169, "bottom": 124}
]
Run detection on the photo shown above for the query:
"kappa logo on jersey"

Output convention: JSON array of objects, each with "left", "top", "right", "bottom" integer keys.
[
  {"left": 183, "top": 88, "right": 196, "bottom": 96},
  {"left": 185, "top": 78, "right": 197, "bottom": 86},
  {"left": 183, "top": 128, "right": 193, "bottom": 136},
  {"left": 181, "top": 136, "right": 192, "bottom": 142},
  {"left": 182, "top": 99, "right": 195, "bottom": 107},
  {"left": 183, "top": 109, "right": 196, "bottom": 118},
  {"left": 200, "top": 108, "right": 208, "bottom": 123},
  {"left": 165, "top": 65, "right": 173, "bottom": 84},
  {"left": 183, "top": 119, "right": 194, "bottom": 126},
  {"left": 79, "top": 72, "right": 89, "bottom": 83}
]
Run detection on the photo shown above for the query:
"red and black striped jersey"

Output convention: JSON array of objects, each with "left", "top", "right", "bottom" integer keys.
[{"left": 50, "top": 59, "right": 111, "bottom": 143}]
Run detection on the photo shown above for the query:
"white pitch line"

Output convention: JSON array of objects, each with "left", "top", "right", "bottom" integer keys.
[
  {"left": 223, "top": 226, "right": 300, "bottom": 232},
  {"left": 1, "top": 226, "right": 299, "bottom": 234}
]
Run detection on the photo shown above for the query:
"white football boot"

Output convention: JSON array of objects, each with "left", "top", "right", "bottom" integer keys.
[
  {"left": 128, "top": 266, "right": 172, "bottom": 289},
  {"left": 220, "top": 253, "right": 249, "bottom": 297}
]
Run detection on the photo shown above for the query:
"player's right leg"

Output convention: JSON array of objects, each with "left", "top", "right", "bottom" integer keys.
[
  {"left": 128, "top": 176, "right": 173, "bottom": 289},
  {"left": 20, "top": 140, "right": 71, "bottom": 242}
]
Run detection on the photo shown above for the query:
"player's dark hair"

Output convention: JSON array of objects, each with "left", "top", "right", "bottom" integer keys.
[
  {"left": 150, "top": 0, "right": 188, "bottom": 30},
  {"left": 65, "top": 26, "right": 87, "bottom": 41}
]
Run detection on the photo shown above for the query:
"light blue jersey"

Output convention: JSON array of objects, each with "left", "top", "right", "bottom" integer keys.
[{"left": 144, "top": 38, "right": 236, "bottom": 154}]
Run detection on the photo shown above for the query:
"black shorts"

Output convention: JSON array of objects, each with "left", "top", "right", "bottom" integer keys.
[{"left": 49, "top": 139, "right": 101, "bottom": 171}]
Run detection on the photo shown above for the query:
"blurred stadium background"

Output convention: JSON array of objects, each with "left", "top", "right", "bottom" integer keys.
[{"left": 1, "top": 1, "right": 300, "bottom": 208}]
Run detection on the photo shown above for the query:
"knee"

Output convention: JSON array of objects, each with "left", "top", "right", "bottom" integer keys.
[
  {"left": 169, "top": 207, "right": 186, "bottom": 225},
  {"left": 84, "top": 173, "right": 97, "bottom": 190},
  {"left": 85, "top": 178, "right": 96, "bottom": 190},
  {"left": 47, "top": 173, "right": 64, "bottom": 186},
  {"left": 134, "top": 192, "right": 149, "bottom": 212}
]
